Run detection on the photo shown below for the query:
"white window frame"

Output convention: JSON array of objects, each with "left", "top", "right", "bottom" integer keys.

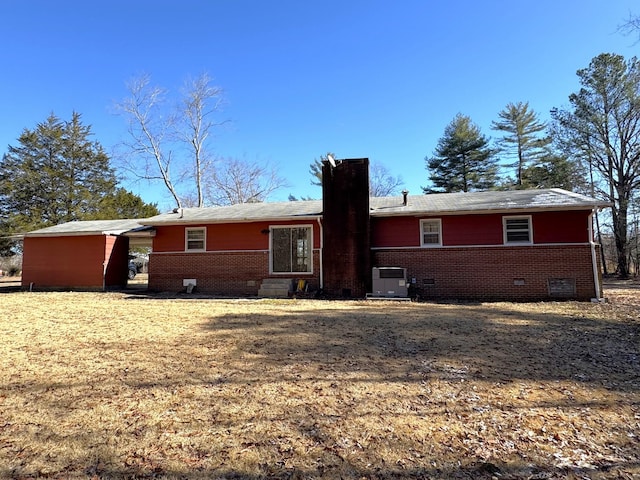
[
  {"left": 185, "top": 227, "right": 206, "bottom": 252},
  {"left": 420, "top": 218, "right": 442, "bottom": 247},
  {"left": 503, "top": 215, "right": 533, "bottom": 244},
  {"left": 270, "top": 224, "right": 313, "bottom": 274}
]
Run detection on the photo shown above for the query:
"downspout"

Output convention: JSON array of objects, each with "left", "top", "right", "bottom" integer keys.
[
  {"left": 317, "top": 217, "right": 323, "bottom": 289},
  {"left": 589, "top": 211, "right": 602, "bottom": 300}
]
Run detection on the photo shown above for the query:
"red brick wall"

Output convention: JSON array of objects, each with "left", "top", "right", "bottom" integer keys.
[
  {"left": 148, "top": 250, "right": 321, "bottom": 295},
  {"left": 373, "top": 244, "right": 599, "bottom": 301}
]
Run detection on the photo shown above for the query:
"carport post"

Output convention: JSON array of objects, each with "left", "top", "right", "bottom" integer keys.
[{"left": 102, "top": 260, "right": 107, "bottom": 292}]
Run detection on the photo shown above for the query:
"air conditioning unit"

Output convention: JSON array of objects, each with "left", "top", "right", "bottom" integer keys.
[{"left": 372, "top": 267, "right": 408, "bottom": 297}]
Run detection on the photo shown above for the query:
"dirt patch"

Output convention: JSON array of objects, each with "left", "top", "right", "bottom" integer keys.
[{"left": 0, "top": 292, "right": 638, "bottom": 479}]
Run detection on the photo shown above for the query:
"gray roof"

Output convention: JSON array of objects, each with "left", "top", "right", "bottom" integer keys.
[
  {"left": 143, "top": 200, "right": 323, "bottom": 225},
  {"left": 142, "top": 188, "right": 606, "bottom": 225},
  {"left": 24, "top": 219, "right": 148, "bottom": 237},
  {"left": 23, "top": 189, "right": 606, "bottom": 235},
  {"left": 369, "top": 188, "right": 607, "bottom": 216}
]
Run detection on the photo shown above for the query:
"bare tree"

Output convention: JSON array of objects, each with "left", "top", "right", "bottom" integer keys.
[
  {"left": 619, "top": 13, "right": 640, "bottom": 43},
  {"left": 369, "top": 162, "right": 404, "bottom": 197},
  {"left": 178, "top": 74, "right": 225, "bottom": 207},
  {"left": 309, "top": 153, "right": 403, "bottom": 197},
  {"left": 205, "top": 157, "right": 288, "bottom": 206},
  {"left": 116, "top": 73, "right": 225, "bottom": 208},
  {"left": 117, "top": 74, "right": 181, "bottom": 207}
]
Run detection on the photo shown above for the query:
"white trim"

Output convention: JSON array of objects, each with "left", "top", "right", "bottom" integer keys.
[
  {"left": 503, "top": 215, "right": 533, "bottom": 245},
  {"left": 317, "top": 218, "right": 324, "bottom": 289},
  {"left": 152, "top": 249, "right": 270, "bottom": 255},
  {"left": 371, "top": 242, "right": 591, "bottom": 251},
  {"left": 269, "top": 224, "right": 314, "bottom": 275},
  {"left": 588, "top": 212, "right": 602, "bottom": 299},
  {"left": 420, "top": 218, "right": 442, "bottom": 247},
  {"left": 185, "top": 227, "right": 206, "bottom": 252},
  {"left": 370, "top": 205, "right": 603, "bottom": 218},
  {"left": 151, "top": 248, "right": 322, "bottom": 255},
  {"left": 25, "top": 231, "right": 131, "bottom": 237},
  {"left": 144, "top": 215, "right": 322, "bottom": 227}
]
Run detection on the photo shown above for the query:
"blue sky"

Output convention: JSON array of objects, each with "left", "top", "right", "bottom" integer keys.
[{"left": 1, "top": 0, "right": 639, "bottom": 210}]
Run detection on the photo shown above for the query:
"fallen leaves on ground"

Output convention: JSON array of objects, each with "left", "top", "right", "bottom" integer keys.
[{"left": 0, "top": 287, "right": 638, "bottom": 479}]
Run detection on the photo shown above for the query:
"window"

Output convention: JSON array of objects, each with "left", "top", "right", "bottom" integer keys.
[
  {"left": 185, "top": 227, "right": 206, "bottom": 251},
  {"left": 271, "top": 226, "right": 312, "bottom": 273},
  {"left": 503, "top": 216, "right": 532, "bottom": 244},
  {"left": 421, "top": 219, "right": 442, "bottom": 247}
]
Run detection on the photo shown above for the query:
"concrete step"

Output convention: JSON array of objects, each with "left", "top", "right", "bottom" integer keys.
[{"left": 258, "top": 278, "right": 293, "bottom": 298}]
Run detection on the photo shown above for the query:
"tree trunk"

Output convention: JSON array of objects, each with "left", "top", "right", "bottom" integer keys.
[{"left": 613, "top": 187, "right": 630, "bottom": 277}]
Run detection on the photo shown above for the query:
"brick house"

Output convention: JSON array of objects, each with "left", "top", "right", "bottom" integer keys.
[
  {"left": 142, "top": 158, "right": 607, "bottom": 301},
  {"left": 19, "top": 158, "right": 606, "bottom": 299}
]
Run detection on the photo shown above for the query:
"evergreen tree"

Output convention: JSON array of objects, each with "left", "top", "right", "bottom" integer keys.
[
  {"left": 552, "top": 53, "right": 640, "bottom": 277},
  {"left": 522, "top": 153, "right": 585, "bottom": 191},
  {"left": 423, "top": 114, "right": 498, "bottom": 193},
  {"left": 308, "top": 152, "right": 335, "bottom": 186},
  {"left": 0, "top": 113, "right": 156, "bottom": 238},
  {"left": 492, "top": 102, "right": 551, "bottom": 187},
  {"left": 92, "top": 188, "right": 160, "bottom": 219}
]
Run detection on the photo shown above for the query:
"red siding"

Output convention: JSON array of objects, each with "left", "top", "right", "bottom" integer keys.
[
  {"left": 372, "top": 217, "right": 420, "bottom": 247},
  {"left": 532, "top": 211, "right": 591, "bottom": 243},
  {"left": 22, "top": 234, "right": 129, "bottom": 290},
  {"left": 372, "top": 210, "right": 591, "bottom": 248},
  {"left": 153, "top": 221, "right": 320, "bottom": 253},
  {"left": 442, "top": 215, "right": 503, "bottom": 245},
  {"left": 23, "top": 235, "right": 104, "bottom": 289}
]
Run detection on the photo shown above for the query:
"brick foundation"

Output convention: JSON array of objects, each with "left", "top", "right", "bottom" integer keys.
[
  {"left": 148, "top": 245, "right": 600, "bottom": 301},
  {"left": 148, "top": 250, "right": 321, "bottom": 296},
  {"left": 373, "top": 244, "right": 600, "bottom": 301}
]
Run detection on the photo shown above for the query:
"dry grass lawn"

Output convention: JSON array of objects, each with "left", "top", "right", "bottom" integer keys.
[{"left": 0, "top": 286, "right": 638, "bottom": 479}]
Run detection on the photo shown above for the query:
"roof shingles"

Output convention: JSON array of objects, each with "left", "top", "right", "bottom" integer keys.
[
  {"left": 142, "top": 188, "right": 606, "bottom": 225},
  {"left": 23, "top": 189, "right": 607, "bottom": 235}
]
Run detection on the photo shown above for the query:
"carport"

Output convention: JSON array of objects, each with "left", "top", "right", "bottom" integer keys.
[{"left": 22, "top": 219, "right": 154, "bottom": 291}]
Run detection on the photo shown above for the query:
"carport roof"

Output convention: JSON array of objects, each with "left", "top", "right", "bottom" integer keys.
[{"left": 24, "top": 219, "right": 150, "bottom": 237}]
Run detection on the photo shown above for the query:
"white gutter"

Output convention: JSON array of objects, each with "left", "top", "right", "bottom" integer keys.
[
  {"left": 317, "top": 217, "right": 324, "bottom": 289},
  {"left": 142, "top": 214, "right": 323, "bottom": 227},
  {"left": 588, "top": 211, "right": 602, "bottom": 300},
  {"left": 369, "top": 205, "right": 604, "bottom": 218}
]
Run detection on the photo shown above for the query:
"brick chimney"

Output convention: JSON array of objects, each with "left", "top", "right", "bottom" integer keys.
[{"left": 321, "top": 158, "right": 371, "bottom": 297}]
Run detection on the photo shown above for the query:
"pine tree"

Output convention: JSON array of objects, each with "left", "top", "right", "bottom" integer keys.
[
  {"left": 308, "top": 152, "right": 335, "bottom": 187},
  {"left": 552, "top": 53, "right": 640, "bottom": 277},
  {"left": 0, "top": 112, "right": 156, "bottom": 237},
  {"left": 492, "top": 102, "right": 551, "bottom": 187},
  {"left": 423, "top": 114, "right": 498, "bottom": 193}
]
